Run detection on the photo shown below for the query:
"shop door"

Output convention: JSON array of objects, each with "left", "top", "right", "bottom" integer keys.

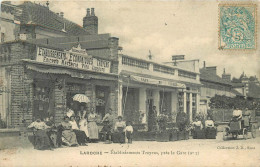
[
  {"left": 95, "top": 86, "right": 109, "bottom": 119},
  {"left": 33, "top": 80, "right": 54, "bottom": 120}
]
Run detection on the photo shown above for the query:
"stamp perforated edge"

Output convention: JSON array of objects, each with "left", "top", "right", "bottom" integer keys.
[{"left": 218, "top": 3, "right": 257, "bottom": 50}]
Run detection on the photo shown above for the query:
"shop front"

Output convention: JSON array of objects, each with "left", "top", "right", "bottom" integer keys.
[
  {"left": 120, "top": 73, "right": 187, "bottom": 131},
  {"left": 21, "top": 44, "right": 119, "bottom": 125}
]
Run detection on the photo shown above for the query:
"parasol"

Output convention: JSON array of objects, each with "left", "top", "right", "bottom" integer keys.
[{"left": 72, "top": 94, "right": 90, "bottom": 103}]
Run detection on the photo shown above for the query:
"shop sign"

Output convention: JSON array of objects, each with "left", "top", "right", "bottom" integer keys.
[
  {"left": 36, "top": 45, "right": 111, "bottom": 74},
  {"left": 131, "top": 75, "right": 186, "bottom": 88}
]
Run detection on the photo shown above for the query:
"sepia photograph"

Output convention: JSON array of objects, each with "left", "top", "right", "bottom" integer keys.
[{"left": 0, "top": 0, "right": 259, "bottom": 166}]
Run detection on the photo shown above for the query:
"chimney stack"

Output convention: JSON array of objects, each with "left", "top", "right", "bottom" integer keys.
[
  {"left": 87, "top": 8, "right": 90, "bottom": 16},
  {"left": 203, "top": 61, "right": 206, "bottom": 68},
  {"left": 91, "top": 8, "right": 95, "bottom": 16},
  {"left": 222, "top": 68, "right": 231, "bottom": 82},
  {"left": 60, "top": 12, "right": 64, "bottom": 17},
  {"left": 83, "top": 8, "right": 98, "bottom": 35},
  {"left": 206, "top": 66, "right": 217, "bottom": 75}
]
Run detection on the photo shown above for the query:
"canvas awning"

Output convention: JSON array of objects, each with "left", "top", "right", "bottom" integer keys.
[
  {"left": 122, "top": 74, "right": 186, "bottom": 89},
  {"left": 23, "top": 59, "right": 118, "bottom": 81}
]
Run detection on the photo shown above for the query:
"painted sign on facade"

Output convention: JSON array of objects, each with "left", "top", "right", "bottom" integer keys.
[
  {"left": 131, "top": 75, "right": 186, "bottom": 88},
  {"left": 36, "top": 46, "right": 111, "bottom": 73}
]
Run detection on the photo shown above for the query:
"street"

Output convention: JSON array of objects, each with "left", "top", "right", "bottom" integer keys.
[{"left": 1, "top": 132, "right": 260, "bottom": 167}]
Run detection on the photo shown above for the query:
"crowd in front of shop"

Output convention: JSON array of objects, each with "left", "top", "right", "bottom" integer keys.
[
  {"left": 27, "top": 98, "right": 219, "bottom": 151},
  {"left": 27, "top": 102, "right": 134, "bottom": 150}
]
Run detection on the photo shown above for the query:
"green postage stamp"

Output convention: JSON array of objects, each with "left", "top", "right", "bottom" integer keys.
[{"left": 219, "top": 4, "right": 257, "bottom": 50}]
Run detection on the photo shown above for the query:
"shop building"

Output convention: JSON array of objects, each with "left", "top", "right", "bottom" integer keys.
[
  {"left": 0, "top": 38, "right": 120, "bottom": 128},
  {"left": 0, "top": 1, "right": 122, "bottom": 128},
  {"left": 117, "top": 54, "right": 201, "bottom": 131}
]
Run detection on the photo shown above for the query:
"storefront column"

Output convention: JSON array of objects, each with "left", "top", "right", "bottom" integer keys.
[
  {"left": 171, "top": 90, "right": 178, "bottom": 113},
  {"left": 139, "top": 87, "right": 147, "bottom": 122},
  {"left": 153, "top": 89, "right": 160, "bottom": 116},
  {"left": 183, "top": 91, "right": 187, "bottom": 113},
  {"left": 196, "top": 93, "right": 200, "bottom": 115},
  {"left": 118, "top": 82, "right": 123, "bottom": 116},
  {"left": 189, "top": 93, "right": 193, "bottom": 122}
]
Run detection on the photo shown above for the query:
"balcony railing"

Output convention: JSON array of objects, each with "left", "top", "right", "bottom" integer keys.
[
  {"left": 178, "top": 70, "right": 196, "bottom": 79},
  {"left": 122, "top": 56, "right": 149, "bottom": 69},
  {"left": 153, "top": 64, "right": 175, "bottom": 75}
]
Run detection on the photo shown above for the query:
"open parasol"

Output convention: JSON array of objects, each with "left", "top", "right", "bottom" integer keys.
[{"left": 72, "top": 94, "right": 90, "bottom": 103}]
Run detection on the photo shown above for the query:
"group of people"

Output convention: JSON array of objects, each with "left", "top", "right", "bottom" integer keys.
[{"left": 28, "top": 105, "right": 134, "bottom": 150}]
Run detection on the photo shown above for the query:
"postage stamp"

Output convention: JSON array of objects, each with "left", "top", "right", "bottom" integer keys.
[{"left": 219, "top": 4, "right": 257, "bottom": 50}]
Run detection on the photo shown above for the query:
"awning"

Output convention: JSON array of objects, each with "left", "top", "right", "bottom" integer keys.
[
  {"left": 122, "top": 74, "right": 186, "bottom": 89},
  {"left": 23, "top": 59, "right": 118, "bottom": 81}
]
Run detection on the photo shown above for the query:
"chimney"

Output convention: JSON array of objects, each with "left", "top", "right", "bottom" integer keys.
[
  {"left": 203, "top": 61, "right": 206, "bottom": 68},
  {"left": 60, "top": 12, "right": 64, "bottom": 18},
  {"left": 87, "top": 8, "right": 90, "bottom": 16},
  {"left": 83, "top": 8, "right": 98, "bottom": 35},
  {"left": 206, "top": 66, "right": 217, "bottom": 75},
  {"left": 91, "top": 8, "right": 95, "bottom": 16},
  {"left": 222, "top": 68, "right": 231, "bottom": 82}
]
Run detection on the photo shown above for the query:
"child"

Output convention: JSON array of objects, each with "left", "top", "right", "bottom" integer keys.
[{"left": 125, "top": 121, "right": 133, "bottom": 144}]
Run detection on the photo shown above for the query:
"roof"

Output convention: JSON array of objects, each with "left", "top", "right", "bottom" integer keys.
[
  {"left": 16, "top": 2, "right": 89, "bottom": 36},
  {"left": 27, "top": 33, "right": 111, "bottom": 50},
  {"left": 247, "top": 82, "right": 260, "bottom": 99},
  {"left": 199, "top": 68, "right": 232, "bottom": 86},
  {"left": 231, "top": 82, "right": 245, "bottom": 88},
  {"left": 231, "top": 89, "right": 244, "bottom": 97}
]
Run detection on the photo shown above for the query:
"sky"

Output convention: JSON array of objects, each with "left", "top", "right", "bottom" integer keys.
[{"left": 9, "top": 0, "right": 260, "bottom": 79}]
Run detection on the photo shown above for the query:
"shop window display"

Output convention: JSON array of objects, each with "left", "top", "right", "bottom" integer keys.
[{"left": 33, "top": 80, "right": 54, "bottom": 120}]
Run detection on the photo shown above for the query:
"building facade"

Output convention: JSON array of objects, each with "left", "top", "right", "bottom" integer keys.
[
  {"left": 118, "top": 55, "right": 201, "bottom": 130},
  {"left": 1, "top": 1, "right": 202, "bottom": 131},
  {"left": 199, "top": 63, "right": 241, "bottom": 115}
]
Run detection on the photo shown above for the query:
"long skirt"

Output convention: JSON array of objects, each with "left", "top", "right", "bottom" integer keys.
[
  {"left": 46, "top": 130, "right": 58, "bottom": 148},
  {"left": 73, "top": 130, "right": 87, "bottom": 144},
  {"left": 79, "top": 126, "right": 89, "bottom": 138},
  {"left": 62, "top": 130, "right": 78, "bottom": 146},
  {"left": 34, "top": 129, "right": 51, "bottom": 150},
  {"left": 88, "top": 122, "right": 99, "bottom": 139},
  {"left": 113, "top": 128, "right": 125, "bottom": 143}
]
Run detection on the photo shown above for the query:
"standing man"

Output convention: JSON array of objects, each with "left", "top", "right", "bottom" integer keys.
[
  {"left": 101, "top": 108, "right": 114, "bottom": 143},
  {"left": 148, "top": 106, "right": 157, "bottom": 131}
]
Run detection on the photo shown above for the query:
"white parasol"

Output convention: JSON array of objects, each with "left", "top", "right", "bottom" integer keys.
[{"left": 72, "top": 94, "right": 90, "bottom": 103}]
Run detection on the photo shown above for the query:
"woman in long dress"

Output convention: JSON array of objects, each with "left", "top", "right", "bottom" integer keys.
[
  {"left": 79, "top": 117, "right": 89, "bottom": 139},
  {"left": 87, "top": 108, "right": 99, "bottom": 142},
  {"left": 61, "top": 116, "right": 78, "bottom": 147},
  {"left": 28, "top": 119, "right": 52, "bottom": 150},
  {"left": 113, "top": 116, "right": 126, "bottom": 143},
  {"left": 69, "top": 116, "right": 87, "bottom": 146}
]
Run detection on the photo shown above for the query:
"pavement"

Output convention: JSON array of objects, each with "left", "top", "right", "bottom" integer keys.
[{"left": 0, "top": 132, "right": 260, "bottom": 167}]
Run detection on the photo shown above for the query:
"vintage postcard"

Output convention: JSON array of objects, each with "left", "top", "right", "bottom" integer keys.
[{"left": 0, "top": 0, "right": 259, "bottom": 167}]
